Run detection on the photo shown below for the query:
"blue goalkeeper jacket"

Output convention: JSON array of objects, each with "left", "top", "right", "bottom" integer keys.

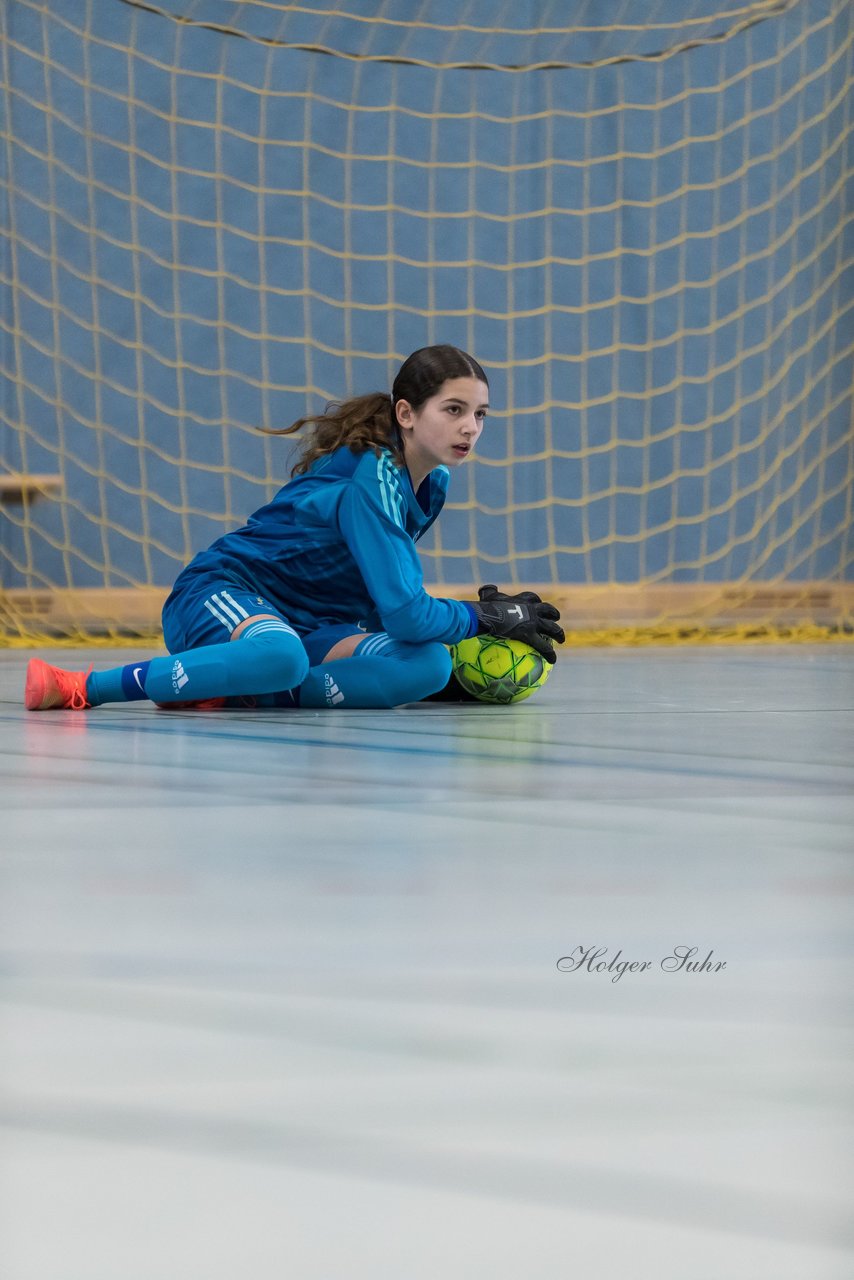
[{"left": 173, "top": 446, "right": 478, "bottom": 644}]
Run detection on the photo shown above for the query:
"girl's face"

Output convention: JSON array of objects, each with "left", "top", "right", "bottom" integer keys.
[{"left": 396, "top": 376, "right": 489, "bottom": 487}]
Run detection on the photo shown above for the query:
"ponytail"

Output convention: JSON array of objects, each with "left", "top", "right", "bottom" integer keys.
[{"left": 272, "top": 392, "right": 402, "bottom": 476}]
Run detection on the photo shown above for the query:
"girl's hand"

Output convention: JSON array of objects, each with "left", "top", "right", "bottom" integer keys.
[{"left": 469, "top": 596, "right": 565, "bottom": 664}]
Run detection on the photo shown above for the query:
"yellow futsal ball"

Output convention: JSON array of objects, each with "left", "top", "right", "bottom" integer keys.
[{"left": 450, "top": 635, "right": 552, "bottom": 704}]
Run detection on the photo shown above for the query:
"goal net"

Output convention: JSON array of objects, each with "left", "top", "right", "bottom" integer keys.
[{"left": 1, "top": 0, "right": 852, "bottom": 643}]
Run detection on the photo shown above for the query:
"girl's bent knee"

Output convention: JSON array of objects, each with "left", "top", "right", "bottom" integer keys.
[
  {"left": 396, "top": 640, "right": 452, "bottom": 703},
  {"left": 242, "top": 626, "right": 309, "bottom": 688},
  {"left": 422, "top": 641, "right": 453, "bottom": 691}
]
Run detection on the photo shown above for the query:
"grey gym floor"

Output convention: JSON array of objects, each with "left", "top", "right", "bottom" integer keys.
[{"left": 1, "top": 645, "right": 852, "bottom": 1279}]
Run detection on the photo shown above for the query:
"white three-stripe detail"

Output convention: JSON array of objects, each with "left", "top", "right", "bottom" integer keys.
[
  {"left": 240, "top": 620, "right": 299, "bottom": 640},
  {"left": 203, "top": 598, "right": 234, "bottom": 631},
  {"left": 212, "top": 593, "right": 243, "bottom": 625},
  {"left": 220, "top": 589, "right": 249, "bottom": 619},
  {"left": 359, "top": 633, "right": 394, "bottom": 657},
  {"left": 377, "top": 455, "right": 404, "bottom": 528},
  {"left": 376, "top": 454, "right": 393, "bottom": 523}
]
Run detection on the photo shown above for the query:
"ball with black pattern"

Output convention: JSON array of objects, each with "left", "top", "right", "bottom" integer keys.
[{"left": 449, "top": 635, "right": 552, "bottom": 704}]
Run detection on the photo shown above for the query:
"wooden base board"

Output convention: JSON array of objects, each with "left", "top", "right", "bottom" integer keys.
[
  {"left": 0, "top": 474, "right": 63, "bottom": 504},
  {"left": 1, "top": 583, "right": 852, "bottom": 638}
]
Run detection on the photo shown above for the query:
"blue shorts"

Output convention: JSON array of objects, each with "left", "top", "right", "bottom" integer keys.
[{"left": 161, "top": 577, "right": 366, "bottom": 666}]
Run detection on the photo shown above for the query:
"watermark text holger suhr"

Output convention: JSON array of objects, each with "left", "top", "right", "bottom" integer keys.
[{"left": 557, "top": 945, "right": 726, "bottom": 983}]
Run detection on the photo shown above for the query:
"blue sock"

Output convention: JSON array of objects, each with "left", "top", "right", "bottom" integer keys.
[
  {"left": 296, "top": 634, "right": 451, "bottom": 709},
  {"left": 86, "top": 659, "right": 153, "bottom": 705},
  {"left": 85, "top": 623, "right": 309, "bottom": 706}
]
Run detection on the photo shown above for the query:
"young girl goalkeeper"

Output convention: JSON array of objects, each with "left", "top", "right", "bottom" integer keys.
[{"left": 25, "top": 345, "right": 563, "bottom": 713}]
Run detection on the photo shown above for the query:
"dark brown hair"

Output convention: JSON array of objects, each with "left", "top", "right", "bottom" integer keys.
[{"left": 273, "top": 345, "right": 488, "bottom": 476}]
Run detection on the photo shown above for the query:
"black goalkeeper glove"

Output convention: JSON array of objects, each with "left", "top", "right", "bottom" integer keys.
[
  {"left": 467, "top": 591, "right": 565, "bottom": 664},
  {"left": 477, "top": 583, "right": 544, "bottom": 606}
]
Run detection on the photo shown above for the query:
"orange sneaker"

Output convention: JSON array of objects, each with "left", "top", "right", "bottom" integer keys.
[{"left": 25, "top": 657, "right": 91, "bottom": 711}]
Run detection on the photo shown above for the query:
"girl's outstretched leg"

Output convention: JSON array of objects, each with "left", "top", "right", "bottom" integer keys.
[
  {"left": 295, "top": 633, "right": 452, "bottom": 709},
  {"left": 24, "top": 618, "right": 309, "bottom": 710}
]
